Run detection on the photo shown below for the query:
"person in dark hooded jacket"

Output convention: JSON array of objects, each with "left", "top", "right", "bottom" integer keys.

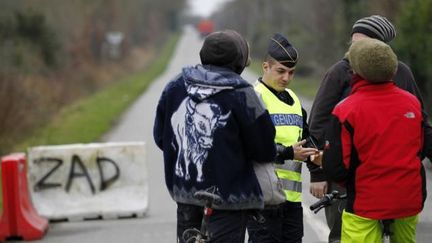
[{"left": 153, "top": 30, "right": 277, "bottom": 243}]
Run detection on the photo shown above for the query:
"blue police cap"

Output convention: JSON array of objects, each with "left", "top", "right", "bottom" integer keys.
[{"left": 267, "top": 33, "right": 298, "bottom": 68}]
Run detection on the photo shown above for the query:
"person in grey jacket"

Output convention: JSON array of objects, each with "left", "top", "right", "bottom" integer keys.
[
  {"left": 308, "top": 15, "right": 432, "bottom": 243},
  {"left": 153, "top": 30, "right": 276, "bottom": 243}
]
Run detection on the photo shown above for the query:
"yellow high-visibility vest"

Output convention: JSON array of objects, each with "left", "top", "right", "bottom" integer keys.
[{"left": 255, "top": 81, "right": 303, "bottom": 202}]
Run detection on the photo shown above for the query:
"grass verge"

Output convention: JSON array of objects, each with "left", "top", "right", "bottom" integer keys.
[
  {"left": 0, "top": 33, "right": 180, "bottom": 210},
  {"left": 14, "top": 33, "right": 179, "bottom": 149}
]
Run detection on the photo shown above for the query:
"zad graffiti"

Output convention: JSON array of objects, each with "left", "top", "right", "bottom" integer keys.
[{"left": 33, "top": 155, "right": 120, "bottom": 194}]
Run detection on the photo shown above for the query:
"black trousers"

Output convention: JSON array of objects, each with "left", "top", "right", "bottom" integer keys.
[
  {"left": 177, "top": 202, "right": 250, "bottom": 243},
  {"left": 247, "top": 201, "right": 303, "bottom": 243}
]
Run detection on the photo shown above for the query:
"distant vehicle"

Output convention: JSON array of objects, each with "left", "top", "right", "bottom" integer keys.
[{"left": 197, "top": 20, "right": 214, "bottom": 38}]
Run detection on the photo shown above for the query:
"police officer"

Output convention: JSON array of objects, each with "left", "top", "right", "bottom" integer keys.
[{"left": 247, "top": 33, "right": 319, "bottom": 243}]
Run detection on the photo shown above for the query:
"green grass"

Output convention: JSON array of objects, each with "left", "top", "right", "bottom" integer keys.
[
  {"left": 248, "top": 60, "right": 320, "bottom": 99},
  {"left": 14, "top": 33, "right": 179, "bottom": 149},
  {"left": 0, "top": 33, "right": 180, "bottom": 210}
]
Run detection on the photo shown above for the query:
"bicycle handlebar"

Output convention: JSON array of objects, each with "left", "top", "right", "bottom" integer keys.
[{"left": 309, "top": 190, "right": 347, "bottom": 214}]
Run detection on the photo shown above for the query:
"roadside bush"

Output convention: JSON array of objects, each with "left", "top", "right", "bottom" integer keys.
[{"left": 394, "top": 0, "right": 432, "bottom": 115}]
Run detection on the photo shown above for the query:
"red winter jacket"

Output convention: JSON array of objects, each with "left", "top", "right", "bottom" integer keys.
[{"left": 322, "top": 77, "right": 426, "bottom": 220}]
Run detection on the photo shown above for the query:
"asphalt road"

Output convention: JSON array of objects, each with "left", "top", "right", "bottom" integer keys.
[{"left": 26, "top": 26, "right": 432, "bottom": 243}]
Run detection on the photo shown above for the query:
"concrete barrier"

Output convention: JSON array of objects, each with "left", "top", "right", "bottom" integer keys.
[{"left": 27, "top": 142, "right": 148, "bottom": 221}]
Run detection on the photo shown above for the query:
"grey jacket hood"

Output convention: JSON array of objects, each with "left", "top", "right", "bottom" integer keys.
[{"left": 182, "top": 64, "right": 250, "bottom": 102}]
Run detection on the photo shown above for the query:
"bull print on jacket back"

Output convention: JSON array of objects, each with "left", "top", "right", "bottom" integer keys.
[{"left": 171, "top": 98, "right": 230, "bottom": 182}]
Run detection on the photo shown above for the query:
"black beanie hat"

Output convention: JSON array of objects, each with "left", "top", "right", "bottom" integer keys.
[
  {"left": 199, "top": 30, "right": 249, "bottom": 74},
  {"left": 351, "top": 15, "right": 396, "bottom": 43},
  {"left": 348, "top": 38, "right": 398, "bottom": 83},
  {"left": 267, "top": 33, "right": 298, "bottom": 68}
]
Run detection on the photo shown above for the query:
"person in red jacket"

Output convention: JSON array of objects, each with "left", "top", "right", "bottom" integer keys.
[
  {"left": 322, "top": 38, "right": 426, "bottom": 242},
  {"left": 308, "top": 15, "right": 432, "bottom": 243}
]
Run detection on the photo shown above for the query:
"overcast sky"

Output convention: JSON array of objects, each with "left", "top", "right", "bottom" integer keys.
[{"left": 187, "top": 0, "right": 233, "bottom": 17}]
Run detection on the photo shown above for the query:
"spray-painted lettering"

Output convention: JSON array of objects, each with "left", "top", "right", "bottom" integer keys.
[{"left": 33, "top": 155, "right": 121, "bottom": 194}]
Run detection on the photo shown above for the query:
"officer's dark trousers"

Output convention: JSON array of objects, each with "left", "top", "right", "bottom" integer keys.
[
  {"left": 325, "top": 182, "right": 347, "bottom": 243},
  {"left": 247, "top": 201, "right": 303, "bottom": 243},
  {"left": 177, "top": 202, "right": 249, "bottom": 243}
]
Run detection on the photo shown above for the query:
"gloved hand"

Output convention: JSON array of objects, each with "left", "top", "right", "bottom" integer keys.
[
  {"left": 276, "top": 141, "right": 319, "bottom": 163},
  {"left": 275, "top": 143, "right": 292, "bottom": 164}
]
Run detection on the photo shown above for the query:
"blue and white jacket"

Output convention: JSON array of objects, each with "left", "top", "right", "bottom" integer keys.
[{"left": 153, "top": 64, "right": 276, "bottom": 210}]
